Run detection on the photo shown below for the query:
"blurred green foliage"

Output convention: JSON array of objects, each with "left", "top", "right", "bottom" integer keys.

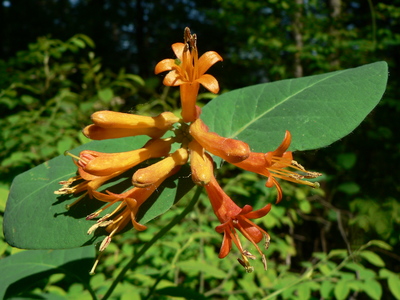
[
  {"left": 0, "top": 34, "right": 146, "bottom": 183},
  {"left": 1, "top": 0, "right": 400, "bottom": 299}
]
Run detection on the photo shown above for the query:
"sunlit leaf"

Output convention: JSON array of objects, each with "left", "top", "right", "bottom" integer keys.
[{"left": 202, "top": 62, "right": 388, "bottom": 152}]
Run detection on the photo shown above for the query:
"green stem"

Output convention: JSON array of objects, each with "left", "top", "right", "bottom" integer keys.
[{"left": 101, "top": 186, "right": 203, "bottom": 300}]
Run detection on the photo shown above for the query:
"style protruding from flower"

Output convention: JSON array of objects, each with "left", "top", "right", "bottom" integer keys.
[
  {"left": 56, "top": 27, "right": 322, "bottom": 274},
  {"left": 155, "top": 27, "right": 223, "bottom": 123}
]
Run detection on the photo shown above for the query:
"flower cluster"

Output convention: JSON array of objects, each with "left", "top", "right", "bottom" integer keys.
[{"left": 56, "top": 27, "right": 321, "bottom": 273}]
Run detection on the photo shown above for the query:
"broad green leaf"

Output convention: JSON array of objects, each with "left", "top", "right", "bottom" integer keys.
[
  {"left": 359, "top": 250, "right": 385, "bottom": 267},
  {"left": 4, "top": 136, "right": 194, "bottom": 250},
  {"left": 388, "top": 274, "right": 400, "bottom": 299},
  {"left": 362, "top": 279, "right": 382, "bottom": 300},
  {"left": 202, "top": 62, "right": 387, "bottom": 152},
  {"left": 0, "top": 247, "right": 94, "bottom": 299},
  {"left": 334, "top": 280, "right": 351, "bottom": 300}
]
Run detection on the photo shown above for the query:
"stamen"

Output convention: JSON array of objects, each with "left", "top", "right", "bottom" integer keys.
[
  {"left": 238, "top": 254, "right": 254, "bottom": 273},
  {"left": 65, "top": 192, "right": 88, "bottom": 210},
  {"left": 64, "top": 151, "right": 80, "bottom": 160},
  {"left": 89, "top": 252, "right": 103, "bottom": 275},
  {"left": 261, "top": 254, "right": 268, "bottom": 270}
]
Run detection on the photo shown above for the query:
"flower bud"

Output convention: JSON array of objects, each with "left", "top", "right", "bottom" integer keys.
[
  {"left": 132, "top": 148, "right": 188, "bottom": 187},
  {"left": 83, "top": 138, "right": 173, "bottom": 176},
  {"left": 189, "top": 139, "right": 214, "bottom": 186},
  {"left": 91, "top": 111, "right": 180, "bottom": 130},
  {"left": 189, "top": 118, "right": 250, "bottom": 163},
  {"left": 83, "top": 124, "right": 168, "bottom": 140}
]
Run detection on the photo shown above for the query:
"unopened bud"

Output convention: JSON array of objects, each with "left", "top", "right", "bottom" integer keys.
[
  {"left": 91, "top": 111, "right": 179, "bottom": 130},
  {"left": 189, "top": 139, "right": 214, "bottom": 186},
  {"left": 189, "top": 118, "right": 250, "bottom": 163},
  {"left": 132, "top": 148, "right": 188, "bottom": 187}
]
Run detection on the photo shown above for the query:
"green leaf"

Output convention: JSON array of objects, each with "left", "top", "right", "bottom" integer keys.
[
  {"left": 0, "top": 247, "right": 94, "bottom": 299},
  {"left": 388, "top": 274, "right": 400, "bottom": 299},
  {"left": 156, "top": 286, "right": 207, "bottom": 300},
  {"left": 334, "top": 280, "right": 351, "bottom": 300},
  {"left": 359, "top": 250, "right": 385, "bottom": 267},
  {"left": 202, "top": 62, "right": 388, "bottom": 152},
  {"left": 97, "top": 88, "right": 114, "bottom": 102},
  {"left": 176, "top": 260, "right": 227, "bottom": 279},
  {"left": 3, "top": 136, "right": 194, "bottom": 249},
  {"left": 362, "top": 279, "right": 382, "bottom": 300}
]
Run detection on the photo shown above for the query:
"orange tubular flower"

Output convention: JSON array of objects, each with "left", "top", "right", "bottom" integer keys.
[
  {"left": 87, "top": 166, "right": 181, "bottom": 274},
  {"left": 189, "top": 118, "right": 250, "bottom": 163},
  {"left": 205, "top": 175, "right": 271, "bottom": 272},
  {"left": 233, "top": 131, "right": 322, "bottom": 203},
  {"left": 155, "top": 27, "right": 223, "bottom": 122}
]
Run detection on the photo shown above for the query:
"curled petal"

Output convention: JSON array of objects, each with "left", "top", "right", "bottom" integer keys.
[
  {"left": 196, "top": 74, "right": 220, "bottom": 94},
  {"left": 163, "top": 70, "right": 186, "bottom": 86},
  {"left": 171, "top": 42, "right": 185, "bottom": 60},
  {"left": 155, "top": 58, "right": 177, "bottom": 74},
  {"left": 245, "top": 203, "right": 272, "bottom": 219},
  {"left": 218, "top": 233, "right": 232, "bottom": 259},
  {"left": 198, "top": 51, "right": 223, "bottom": 76},
  {"left": 270, "top": 130, "right": 291, "bottom": 157}
]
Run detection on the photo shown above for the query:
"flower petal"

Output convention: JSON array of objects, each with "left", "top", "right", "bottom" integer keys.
[
  {"left": 196, "top": 74, "right": 220, "bottom": 94},
  {"left": 218, "top": 232, "right": 232, "bottom": 258},
  {"left": 154, "top": 59, "right": 177, "bottom": 74},
  {"left": 171, "top": 42, "right": 185, "bottom": 60},
  {"left": 163, "top": 70, "right": 186, "bottom": 86},
  {"left": 198, "top": 51, "right": 223, "bottom": 76},
  {"left": 245, "top": 203, "right": 272, "bottom": 219}
]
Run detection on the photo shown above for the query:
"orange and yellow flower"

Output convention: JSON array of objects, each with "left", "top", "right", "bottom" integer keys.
[
  {"left": 155, "top": 27, "right": 223, "bottom": 123},
  {"left": 55, "top": 27, "right": 322, "bottom": 273},
  {"left": 233, "top": 131, "right": 321, "bottom": 203}
]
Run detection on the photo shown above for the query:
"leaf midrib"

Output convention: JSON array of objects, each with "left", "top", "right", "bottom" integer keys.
[{"left": 230, "top": 69, "right": 347, "bottom": 138}]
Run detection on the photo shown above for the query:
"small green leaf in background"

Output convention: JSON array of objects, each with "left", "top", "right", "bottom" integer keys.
[
  {"left": 0, "top": 247, "right": 94, "bottom": 299},
  {"left": 388, "top": 274, "right": 400, "bottom": 300},
  {"left": 362, "top": 279, "right": 382, "bottom": 300},
  {"left": 202, "top": 62, "right": 388, "bottom": 153},
  {"left": 334, "top": 279, "right": 351, "bottom": 300},
  {"left": 3, "top": 136, "right": 194, "bottom": 250},
  {"left": 97, "top": 88, "right": 114, "bottom": 102},
  {"left": 359, "top": 250, "right": 385, "bottom": 267}
]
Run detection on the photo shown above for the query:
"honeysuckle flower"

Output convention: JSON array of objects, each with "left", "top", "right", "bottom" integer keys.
[
  {"left": 87, "top": 166, "right": 181, "bottom": 274},
  {"left": 155, "top": 27, "right": 223, "bottom": 122},
  {"left": 233, "top": 131, "right": 322, "bottom": 203},
  {"left": 189, "top": 118, "right": 250, "bottom": 163},
  {"left": 188, "top": 139, "right": 214, "bottom": 186},
  {"left": 205, "top": 174, "right": 271, "bottom": 272},
  {"left": 132, "top": 148, "right": 188, "bottom": 187}
]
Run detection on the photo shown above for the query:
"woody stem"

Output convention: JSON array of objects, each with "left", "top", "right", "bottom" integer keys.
[{"left": 101, "top": 185, "right": 203, "bottom": 300}]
